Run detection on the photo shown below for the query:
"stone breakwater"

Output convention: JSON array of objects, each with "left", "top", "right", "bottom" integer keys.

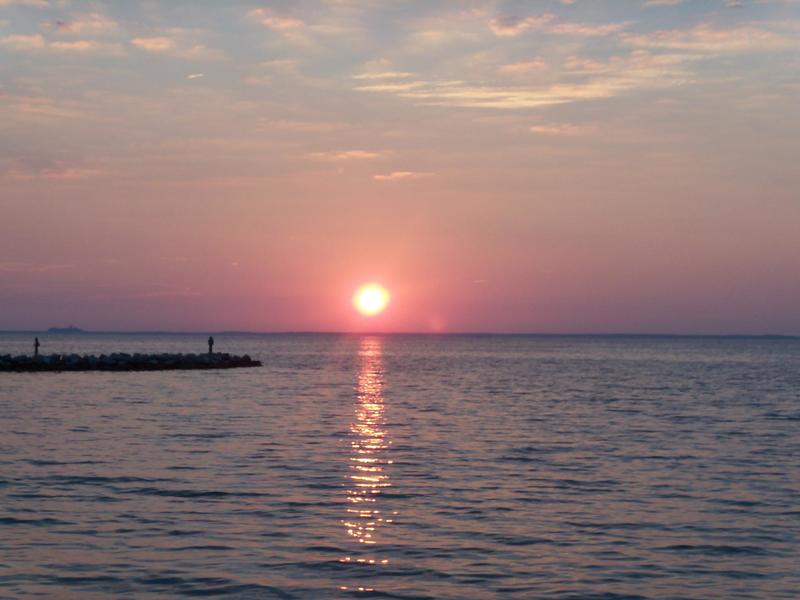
[{"left": 0, "top": 352, "right": 262, "bottom": 372}]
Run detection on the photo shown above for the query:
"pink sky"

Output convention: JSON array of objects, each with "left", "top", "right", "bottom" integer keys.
[{"left": 1, "top": 1, "right": 799, "bottom": 334}]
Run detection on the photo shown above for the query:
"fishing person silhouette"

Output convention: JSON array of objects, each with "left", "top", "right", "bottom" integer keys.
[
  {"left": 34, "top": 337, "right": 40, "bottom": 357},
  {"left": 208, "top": 336, "right": 214, "bottom": 354}
]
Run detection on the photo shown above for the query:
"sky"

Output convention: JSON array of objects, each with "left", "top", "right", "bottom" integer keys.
[{"left": 1, "top": 0, "right": 799, "bottom": 334}]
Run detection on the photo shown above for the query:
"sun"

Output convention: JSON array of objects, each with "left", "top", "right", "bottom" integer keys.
[{"left": 353, "top": 283, "right": 390, "bottom": 316}]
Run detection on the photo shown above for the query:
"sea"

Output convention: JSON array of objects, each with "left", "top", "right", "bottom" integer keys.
[{"left": 0, "top": 333, "right": 798, "bottom": 599}]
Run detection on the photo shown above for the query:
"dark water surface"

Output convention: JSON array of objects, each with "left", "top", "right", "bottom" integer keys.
[{"left": 1, "top": 333, "right": 798, "bottom": 599}]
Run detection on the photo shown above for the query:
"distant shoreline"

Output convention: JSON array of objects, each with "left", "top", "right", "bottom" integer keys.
[{"left": 0, "top": 330, "right": 797, "bottom": 339}]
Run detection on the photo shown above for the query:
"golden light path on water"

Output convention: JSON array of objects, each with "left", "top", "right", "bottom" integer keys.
[{"left": 339, "top": 337, "right": 394, "bottom": 592}]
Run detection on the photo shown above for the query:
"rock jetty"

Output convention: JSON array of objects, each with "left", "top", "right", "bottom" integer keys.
[{"left": 0, "top": 352, "right": 261, "bottom": 372}]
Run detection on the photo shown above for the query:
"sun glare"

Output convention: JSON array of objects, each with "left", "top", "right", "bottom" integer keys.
[{"left": 354, "top": 284, "right": 390, "bottom": 317}]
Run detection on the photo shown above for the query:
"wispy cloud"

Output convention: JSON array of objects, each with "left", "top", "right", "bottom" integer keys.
[
  {"left": 549, "top": 21, "right": 631, "bottom": 36},
  {"left": 135, "top": 286, "right": 202, "bottom": 299},
  {"left": 247, "top": 8, "right": 304, "bottom": 30},
  {"left": 0, "top": 0, "right": 49, "bottom": 7},
  {"left": 0, "top": 262, "right": 74, "bottom": 273},
  {"left": 242, "top": 74, "right": 272, "bottom": 86},
  {"left": 1, "top": 156, "right": 105, "bottom": 180},
  {"left": 0, "top": 94, "right": 94, "bottom": 121},
  {"left": 489, "top": 15, "right": 555, "bottom": 37},
  {"left": 52, "top": 13, "right": 119, "bottom": 36},
  {"left": 130, "top": 36, "right": 222, "bottom": 60},
  {"left": 0, "top": 32, "right": 124, "bottom": 54},
  {"left": 489, "top": 13, "right": 630, "bottom": 37},
  {"left": 179, "top": 44, "right": 223, "bottom": 60},
  {"left": 622, "top": 23, "right": 798, "bottom": 53},
  {"left": 307, "top": 150, "right": 382, "bottom": 161},
  {"left": 131, "top": 36, "right": 175, "bottom": 52},
  {"left": 373, "top": 171, "right": 435, "bottom": 181},
  {"left": 357, "top": 50, "right": 692, "bottom": 110},
  {"left": 353, "top": 58, "right": 414, "bottom": 81},
  {"left": 530, "top": 123, "right": 595, "bottom": 135},
  {"left": 0, "top": 33, "right": 45, "bottom": 50},
  {"left": 49, "top": 39, "right": 125, "bottom": 54},
  {"left": 49, "top": 39, "right": 95, "bottom": 51},
  {"left": 258, "top": 119, "right": 344, "bottom": 133},
  {"left": 353, "top": 71, "right": 414, "bottom": 80},
  {"left": 40, "top": 166, "right": 103, "bottom": 180},
  {"left": 242, "top": 58, "right": 298, "bottom": 84},
  {"left": 500, "top": 59, "right": 547, "bottom": 75}
]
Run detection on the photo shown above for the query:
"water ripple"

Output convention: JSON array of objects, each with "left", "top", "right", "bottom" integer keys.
[{"left": 1, "top": 333, "right": 799, "bottom": 598}]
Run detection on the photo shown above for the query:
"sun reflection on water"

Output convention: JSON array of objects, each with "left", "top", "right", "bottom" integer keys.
[{"left": 339, "top": 336, "right": 394, "bottom": 579}]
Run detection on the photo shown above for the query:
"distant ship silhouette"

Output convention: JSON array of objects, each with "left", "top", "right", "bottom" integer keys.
[{"left": 47, "top": 326, "right": 85, "bottom": 334}]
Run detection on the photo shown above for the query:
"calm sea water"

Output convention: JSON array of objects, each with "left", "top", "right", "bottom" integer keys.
[{"left": 1, "top": 333, "right": 798, "bottom": 599}]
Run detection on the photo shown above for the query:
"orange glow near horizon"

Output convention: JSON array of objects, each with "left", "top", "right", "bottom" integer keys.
[{"left": 353, "top": 284, "right": 390, "bottom": 317}]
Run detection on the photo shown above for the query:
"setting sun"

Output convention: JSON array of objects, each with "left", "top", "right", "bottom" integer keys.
[{"left": 353, "top": 284, "right": 390, "bottom": 317}]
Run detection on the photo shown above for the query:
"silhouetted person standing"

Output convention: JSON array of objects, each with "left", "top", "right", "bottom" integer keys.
[
  {"left": 34, "top": 337, "right": 40, "bottom": 357},
  {"left": 208, "top": 336, "right": 214, "bottom": 354}
]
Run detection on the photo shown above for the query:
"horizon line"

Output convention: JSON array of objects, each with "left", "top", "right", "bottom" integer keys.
[{"left": 0, "top": 329, "right": 798, "bottom": 339}]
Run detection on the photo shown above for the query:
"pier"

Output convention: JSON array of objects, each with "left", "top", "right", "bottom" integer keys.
[{"left": 0, "top": 352, "right": 262, "bottom": 372}]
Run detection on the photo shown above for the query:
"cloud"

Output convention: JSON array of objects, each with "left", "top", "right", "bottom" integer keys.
[
  {"left": 490, "top": 13, "right": 629, "bottom": 37},
  {"left": 242, "top": 74, "right": 272, "bottom": 86},
  {"left": 177, "top": 44, "right": 223, "bottom": 60},
  {"left": 353, "top": 80, "right": 431, "bottom": 93},
  {"left": 529, "top": 123, "right": 595, "bottom": 135},
  {"left": 0, "top": 93, "right": 94, "bottom": 121},
  {"left": 354, "top": 59, "right": 415, "bottom": 81},
  {"left": 49, "top": 39, "right": 96, "bottom": 51},
  {"left": 564, "top": 56, "right": 612, "bottom": 72},
  {"left": 48, "top": 40, "right": 124, "bottom": 55},
  {"left": 1, "top": 156, "right": 105, "bottom": 180},
  {"left": 0, "top": 0, "right": 49, "bottom": 7},
  {"left": 358, "top": 80, "right": 614, "bottom": 110},
  {"left": 500, "top": 59, "right": 547, "bottom": 74},
  {"left": 247, "top": 8, "right": 304, "bottom": 30},
  {"left": 357, "top": 51, "right": 693, "bottom": 109},
  {"left": 408, "top": 28, "right": 480, "bottom": 48},
  {"left": 353, "top": 71, "right": 414, "bottom": 80},
  {"left": 243, "top": 59, "right": 298, "bottom": 83},
  {"left": 259, "top": 58, "right": 298, "bottom": 69},
  {"left": 0, "top": 32, "right": 124, "bottom": 54},
  {"left": 549, "top": 21, "right": 631, "bottom": 36},
  {"left": 356, "top": 78, "right": 574, "bottom": 109},
  {"left": 373, "top": 171, "right": 435, "bottom": 181},
  {"left": 0, "top": 262, "right": 74, "bottom": 273},
  {"left": 53, "top": 13, "right": 119, "bottom": 35},
  {"left": 27, "top": 166, "right": 102, "bottom": 180},
  {"left": 307, "top": 150, "right": 382, "bottom": 160},
  {"left": 645, "top": 0, "right": 685, "bottom": 5},
  {"left": 257, "top": 119, "right": 344, "bottom": 133},
  {"left": 135, "top": 286, "right": 202, "bottom": 299},
  {"left": 187, "top": 73, "right": 205, "bottom": 79},
  {"left": 131, "top": 36, "right": 175, "bottom": 52},
  {"left": 489, "top": 14, "right": 555, "bottom": 37},
  {"left": 130, "top": 37, "right": 222, "bottom": 59},
  {"left": 0, "top": 33, "right": 45, "bottom": 50},
  {"left": 622, "top": 23, "right": 798, "bottom": 53}
]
